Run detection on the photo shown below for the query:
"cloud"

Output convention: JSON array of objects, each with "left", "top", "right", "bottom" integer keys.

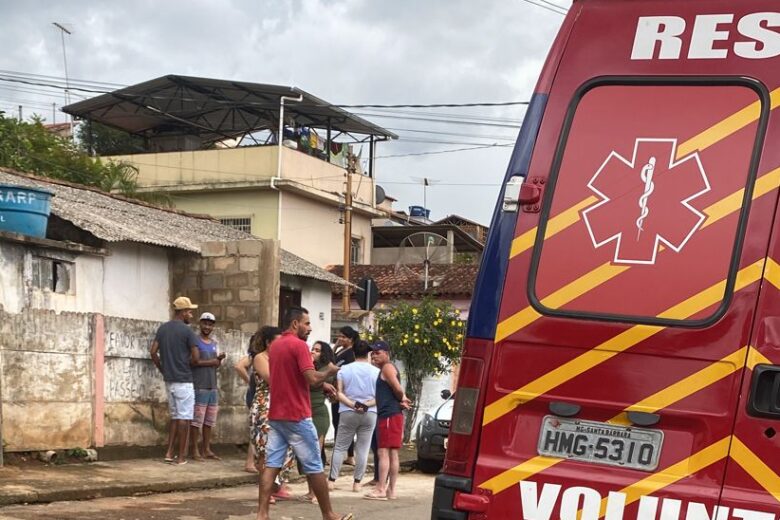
[{"left": 0, "top": 0, "right": 565, "bottom": 223}]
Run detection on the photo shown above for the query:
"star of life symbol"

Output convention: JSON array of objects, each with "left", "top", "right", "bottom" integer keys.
[{"left": 582, "top": 138, "right": 710, "bottom": 265}]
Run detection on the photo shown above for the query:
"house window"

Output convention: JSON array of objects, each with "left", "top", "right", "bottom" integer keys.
[
  {"left": 350, "top": 237, "right": 362, "bottom": 264},
  {"left": 219, "top": 217, "right": 252, "bottom": 233},
  {"left": 32, "top": 257, "right": 74, "bottom": 294},
  {"left": 279, "top": 288, "right": 302, "bottom": 328}
]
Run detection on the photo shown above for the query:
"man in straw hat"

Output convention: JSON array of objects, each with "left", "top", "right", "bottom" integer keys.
[{"left": 150, "top": 296, "right": 200, "bottom": 465}]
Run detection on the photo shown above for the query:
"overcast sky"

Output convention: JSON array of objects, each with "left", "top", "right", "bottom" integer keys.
[{"left": 0, "top": 0, "right": 566, "bottom": 225}]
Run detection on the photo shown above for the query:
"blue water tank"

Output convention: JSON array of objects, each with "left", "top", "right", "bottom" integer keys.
[
  {"left": 0, "top": 184, "right": 54, "bottom": 238},
  {"left": 409, "top": 205, "right": 431, "bottom": 218}
]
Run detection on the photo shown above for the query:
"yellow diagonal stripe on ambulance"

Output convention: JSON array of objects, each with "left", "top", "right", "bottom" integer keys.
[
  {"left": 495, "top": 165, "right": 780, "bottom": 344},
  {"left": 479, "top": 346, "right": 764, "bottom": 494},
  {"left": 485, "top": 261, "right": 765, "bottom": 426},
  {"left": 594, "top": 437, "right": 732, "bottom": 519},
  {"left": 510, "top": 87, "right": 780, "bottom": 259}
]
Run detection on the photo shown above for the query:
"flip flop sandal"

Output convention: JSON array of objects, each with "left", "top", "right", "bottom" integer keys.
[
  {"left": 363, "top": 491, "right": 388, "bottom": 501},
  {"left": 340, "top": 514, "right": 354, "bottom": 520}
]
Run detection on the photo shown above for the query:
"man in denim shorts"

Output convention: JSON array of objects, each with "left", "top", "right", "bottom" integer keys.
[
  {"left": 257, "top": 306, "right": 351, "bottom": 520},
  {"left": 150, "top": 296, "right": 200, "bottom": 466}
]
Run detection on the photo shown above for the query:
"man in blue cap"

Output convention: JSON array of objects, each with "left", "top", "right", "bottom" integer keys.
[{"left": 365, "top": 340, "right": 411, "bottom": 501}]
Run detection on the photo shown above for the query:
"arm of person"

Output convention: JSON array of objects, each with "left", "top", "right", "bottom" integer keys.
[
  {"left": 383, "top": 363, "right": 406, "bottom": 401},
  {"left": 253, "top": 352, "right": 270, "bottom": 386},
  {"left": 149, "top": 340, "right": 162, "bottom": 373},
  {"left": 234, "top": 355, "right": 251, "bottom": 384},
  {"left": 191, "top": 349, "right": 221, "bottom": 367}
]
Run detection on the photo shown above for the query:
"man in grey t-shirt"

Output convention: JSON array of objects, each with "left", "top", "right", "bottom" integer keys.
[{"left": 150, "top": 296, "right": 199, "bottom": 465}]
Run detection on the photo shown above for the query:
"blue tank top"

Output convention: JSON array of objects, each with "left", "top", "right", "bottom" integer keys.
[{"left": 376, "top": 365, "right": 402, "bottom": 418}]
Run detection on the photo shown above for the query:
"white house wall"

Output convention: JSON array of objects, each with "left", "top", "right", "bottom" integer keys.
[
  {"left": 103, "top": 242, "right": 170, "bottom": 321},
  {"left": 0, "top": 242, "right": 24, "bottom": 313}
]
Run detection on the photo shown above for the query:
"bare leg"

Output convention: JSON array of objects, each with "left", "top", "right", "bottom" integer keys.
[
  {"left": 176, "top": 420, "right": 189, "bottom": 463},
  {"left": 376, "top": 448, "right": 390, "bottom": 495},
  {"left": 203, "top": 425, "right": 219, "bottom": 458},
  {"left": 165, "top": 420, "right": 176, "bottom": 459},
  {"left": 245, "top": 443, "right": 258, "bottom": 472},
  {"left": 189, "top": 426, "right": 203, "bottom": 460},
  {"left": 305, "top": 435, "right": 326, "bottom": 499},
  {"left": 387, "top": 449, "right": 400, "bottom": 498},
  {"left": 306, "top": 472, "right": 344, "bottom": 520},
  {"left": 257, "top": 466, "right": 281, "bottom": 520}
]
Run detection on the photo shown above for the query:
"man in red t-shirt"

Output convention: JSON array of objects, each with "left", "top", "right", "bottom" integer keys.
[{"left": 257, "top": 306, "right": 350, "bottom": 520}]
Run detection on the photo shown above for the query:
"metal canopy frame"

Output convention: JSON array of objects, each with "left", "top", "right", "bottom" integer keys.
[{"left": 63, "top": 75, "right": 396, "bottom": 171}]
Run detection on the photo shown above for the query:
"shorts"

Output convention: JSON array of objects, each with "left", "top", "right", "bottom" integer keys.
[
  {"left": 166, "top": 382, "right": 195, "bottom": 421},
  {"left": 377, "top": 413, "right": 404, "bottom": 449},
  {"left": 266, "top": 419, "right": 323, "bottom": 474},
  {"left": 192, "top": 389, "right": 219, "bottom": 428}
]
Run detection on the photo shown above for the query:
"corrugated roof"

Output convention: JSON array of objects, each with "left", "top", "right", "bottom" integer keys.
[
  {"left": 0, "top": 168, "right": 347, "bottom": 285},
  {"left": 327, "top": 263, "right": 479, "bottom": 299},
  {"left": 62, "top": 75, "right": 397, "bottom": 143}
]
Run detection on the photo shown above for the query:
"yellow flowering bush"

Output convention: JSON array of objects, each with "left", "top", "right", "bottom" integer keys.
[{"left": 363, "top": 297, "right": 465, "bottom": 441}]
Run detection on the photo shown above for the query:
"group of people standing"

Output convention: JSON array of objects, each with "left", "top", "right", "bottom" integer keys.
[
  {"left": 150, "top": 297, "right": 226, "bottom": 466},
  {"left": 152, "top": 297, "right": 409, "bottom": 520}
]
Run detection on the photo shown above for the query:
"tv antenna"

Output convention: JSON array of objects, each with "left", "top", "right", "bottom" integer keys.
[
  {"left": 410, "top": 177, "right": 440, "bottom": 213},
  {"left": 396, "top": 232, "right": 450, "bottom": 290}
]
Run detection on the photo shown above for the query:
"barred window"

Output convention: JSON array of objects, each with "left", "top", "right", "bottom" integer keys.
[{"left": 219, "top": 217, "right": 252, "bottom": 234}]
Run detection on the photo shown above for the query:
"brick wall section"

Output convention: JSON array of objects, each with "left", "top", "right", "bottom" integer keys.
[{"left": 170, "top": 239, "right": 280, "bottom": 333}]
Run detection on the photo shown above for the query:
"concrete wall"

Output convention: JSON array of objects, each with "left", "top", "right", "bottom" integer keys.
[
  {"left": 0, "top": 310, "right": 94, "bottom": 451},
  {"left": 110, "top": 146, "right": 374, "bottom": 206},
  {"left": 0, "top": 307, "right": 254, "bottom": 452},
  {"left": 280, "top": 191, "right": 372, "bottom": 267},
  {"left": 280, "top": 274, "right": 332, "bottom": 345},
  {"left": 102, "top": 315, "right": 252, "bottom": 447}
]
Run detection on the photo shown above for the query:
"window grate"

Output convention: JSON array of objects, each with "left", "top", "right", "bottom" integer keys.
[{"left": 219, "top": 217, "right": 252, "bottom": 233}]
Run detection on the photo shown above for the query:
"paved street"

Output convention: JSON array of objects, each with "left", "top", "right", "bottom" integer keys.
[{"left": 0, "top": 473, "right": 435, "bottom": 520}]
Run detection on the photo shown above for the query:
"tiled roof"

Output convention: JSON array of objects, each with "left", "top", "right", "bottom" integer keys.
[
  {"left": 0, "top": 168, "right": 346, "bottom": 285},
  {"left": 327, "top": 263, "right": 479, "bottom": 299}
]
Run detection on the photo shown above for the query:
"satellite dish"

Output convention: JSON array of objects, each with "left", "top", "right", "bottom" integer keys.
[
  {"left": 375, "top": 185, "right": 387, "bottom": 205},
  {"left": 395, "top": 232, "right": 450, "bottom": 290}
]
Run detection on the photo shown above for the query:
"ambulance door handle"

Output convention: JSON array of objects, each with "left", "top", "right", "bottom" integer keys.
[{"left": 747, "top": 364, "right": 780, "bottom": 419}]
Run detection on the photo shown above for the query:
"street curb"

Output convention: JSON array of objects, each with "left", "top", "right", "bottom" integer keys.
[
  {"left": 0, "top": 473, "right": 258, "bottom": 507},
  {"left": 0, "top": 459, "right": 420, "bottom": 507}
]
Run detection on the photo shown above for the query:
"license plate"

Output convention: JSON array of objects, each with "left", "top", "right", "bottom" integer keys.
[{"left": 537, "top": 416, "right": 663, "bottom": 471}]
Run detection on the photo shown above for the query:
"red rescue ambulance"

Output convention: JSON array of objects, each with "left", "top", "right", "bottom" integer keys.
[{"left": 433, "top": 1, "right": 780, "bottom": 518}]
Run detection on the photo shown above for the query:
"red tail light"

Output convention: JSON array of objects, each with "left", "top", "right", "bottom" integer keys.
[{"left": 443, "top": 338, "right": 492, "bottom": 477}]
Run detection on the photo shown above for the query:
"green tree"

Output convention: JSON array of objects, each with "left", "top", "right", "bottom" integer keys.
[
  {"left": 367, "top": 298, "right": 465, "bottom": 442},
  {"left": 0, "top": 112, "right": 164, "bottom": 202}
]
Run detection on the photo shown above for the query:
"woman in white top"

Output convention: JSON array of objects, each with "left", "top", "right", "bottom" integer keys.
[{"left": 328, "top": 340, "right": 380, "bottom": 492}]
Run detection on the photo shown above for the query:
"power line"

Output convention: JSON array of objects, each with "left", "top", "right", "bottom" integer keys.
[
  {"left": 338, "top": 101, "right": 528, "bottom": 108},
  {"left": 518, "top": 0, "right": 567, "bottom": 15},
  {"left": 0, "top": 70, "right": 531, "bottom": 112},
  {"left": 376, "top": 143, "right": 513, "bottom": 159},
  {"left": 536, "top": 0, "right": 569, "bottom": 12}
]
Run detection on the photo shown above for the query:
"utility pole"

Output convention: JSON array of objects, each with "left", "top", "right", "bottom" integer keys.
[
  {"left": 52, "top": 22, "right": 72, "bottom": 138},
  {"left": 17, "top": 105, "right": 22, "bottom": 121},
  {"left": 342, "top": 155, "right": 355, "bottom": 312}
]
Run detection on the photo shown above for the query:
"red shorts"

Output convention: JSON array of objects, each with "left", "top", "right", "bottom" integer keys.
[{"left": 377, "top": 413, "right": 404, "bottom": 449}]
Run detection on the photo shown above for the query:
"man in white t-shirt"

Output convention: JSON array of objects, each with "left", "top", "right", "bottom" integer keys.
[{"left": 328, "top": 340, "right": 380, "bottom": 492}]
